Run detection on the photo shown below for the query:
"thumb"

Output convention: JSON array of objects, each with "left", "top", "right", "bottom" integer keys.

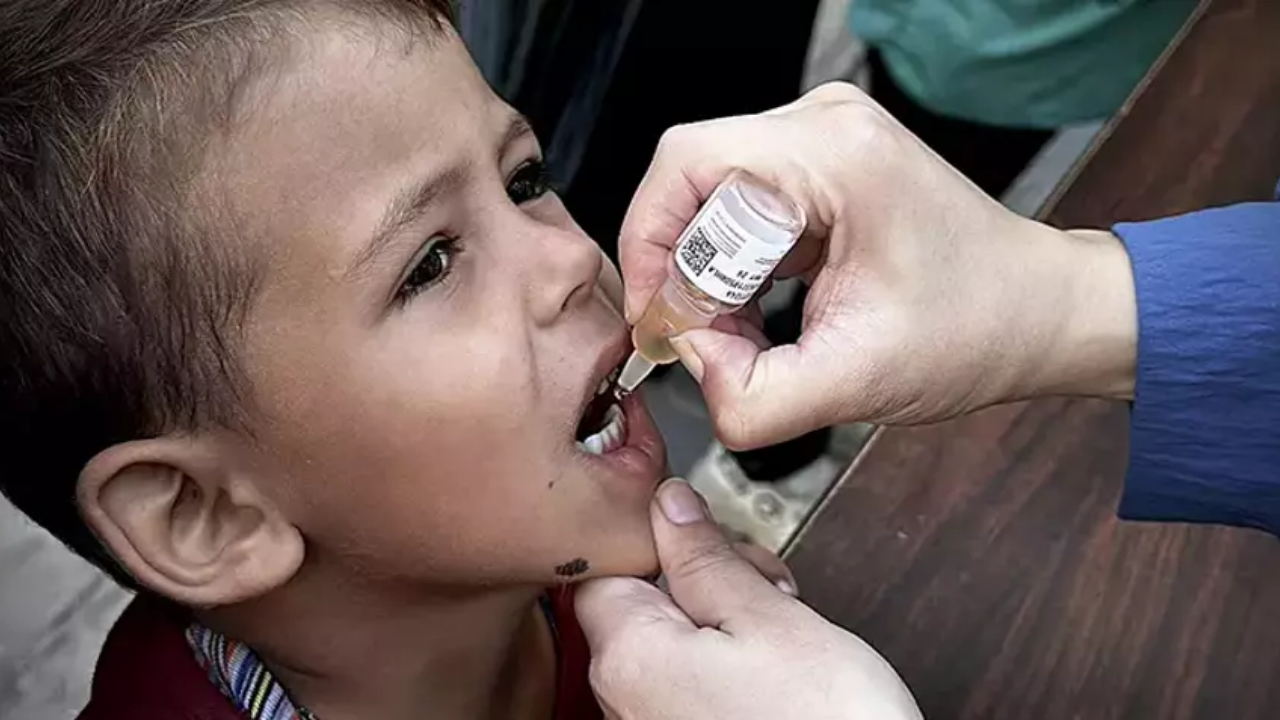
[
  {"left": 650, "top": 478, "right": 790, "bottom": 631},
  {"left": 673, "top": 327, "right": 835, "bottom": 450}
]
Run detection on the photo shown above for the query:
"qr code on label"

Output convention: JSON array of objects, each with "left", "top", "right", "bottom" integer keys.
[{"left": 679, "top": 228, "right": 718, "bottom": 276}]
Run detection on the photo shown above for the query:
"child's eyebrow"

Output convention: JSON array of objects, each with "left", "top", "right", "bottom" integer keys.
[
  {"left": 348, "top": 163, "right": 466, "bottom": 281},
  {"left": 346, "top": 112, "right": 536, "bottom": 282}
]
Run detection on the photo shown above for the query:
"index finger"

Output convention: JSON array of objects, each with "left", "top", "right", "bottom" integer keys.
[
  {"left": 618, "top": 124, "right": 735, "bottom": 323},
  {"left": 574, "top": 576, "right": 694, "bottom": 656}
]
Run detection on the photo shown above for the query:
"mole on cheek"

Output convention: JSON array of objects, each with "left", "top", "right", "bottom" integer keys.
[{"left": 554, "top": 558, "right": 590, "bottom": 577}]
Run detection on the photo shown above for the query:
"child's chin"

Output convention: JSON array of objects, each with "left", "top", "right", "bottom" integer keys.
[
  {"left": 558, "top": 547, "right": 659, "bottom": 585},
  {"left": 610, "top": 554, "right": 660, "bottom": 580}
]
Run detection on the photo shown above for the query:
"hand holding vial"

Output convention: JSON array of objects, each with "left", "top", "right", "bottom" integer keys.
[
  {"left": 616, "top": 171, "right": 806, "bottom": 395},
  {"left": 618, "top": 82, "right": 1137, "bottom": 450}
]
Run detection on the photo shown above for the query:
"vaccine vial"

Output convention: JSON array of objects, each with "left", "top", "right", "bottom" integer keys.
[{"left": 616, "top": 170, "right": 807, "bottom": 395}]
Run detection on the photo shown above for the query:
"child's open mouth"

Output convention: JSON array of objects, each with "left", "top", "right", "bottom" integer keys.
[{"left": 576, "top": 365, "right": 625, "bottom": 455}]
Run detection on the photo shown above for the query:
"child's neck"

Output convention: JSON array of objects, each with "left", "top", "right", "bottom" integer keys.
[{"left": 201, "top": 575, "right": 557, "bottom": 720}]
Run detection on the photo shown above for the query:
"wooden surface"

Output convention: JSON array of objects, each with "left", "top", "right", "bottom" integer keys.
[{"left": 787, "top": 0, "right": 1280, "bottom": 718}]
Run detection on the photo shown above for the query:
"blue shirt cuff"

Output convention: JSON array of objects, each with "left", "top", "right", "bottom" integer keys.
[{"left": 1113, "top": 197, "right": 1280, "bottom": 537}]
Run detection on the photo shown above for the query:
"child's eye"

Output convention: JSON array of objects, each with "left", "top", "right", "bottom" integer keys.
[
  {"left": 507, "top": 160, "right": 552, "bottom": 204},
  {"left": 396, "top": 236, "right": 460, "bottom": 304}
]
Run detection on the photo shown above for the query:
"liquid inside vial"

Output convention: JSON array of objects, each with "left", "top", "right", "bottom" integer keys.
[
  {"left": 631, "top": 307, "right": 680, "bottom": 364},
  {"left": 631, "top": 275, "right": 717, "bottom": 365}
]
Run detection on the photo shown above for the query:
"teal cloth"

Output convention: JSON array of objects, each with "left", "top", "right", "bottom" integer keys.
[{"left": 850, "top": 0, "right": 1199, "bottom": 129}]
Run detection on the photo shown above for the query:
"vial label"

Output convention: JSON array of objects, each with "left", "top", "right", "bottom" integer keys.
[{"left": 674, "top": 193, "right": 792, "bottom": 305}]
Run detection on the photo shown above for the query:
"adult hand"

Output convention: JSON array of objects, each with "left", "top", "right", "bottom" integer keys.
[
  {"left": 575, "top": 479, "right": 922, "bottom": 720},
  {"left": 620, "top": 82, "right": 1137, "bottom": 449}
]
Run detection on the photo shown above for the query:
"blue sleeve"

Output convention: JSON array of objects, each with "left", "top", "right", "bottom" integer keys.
[{"left": 1112, "top": 188, "right": 1280, "bottom": 537}]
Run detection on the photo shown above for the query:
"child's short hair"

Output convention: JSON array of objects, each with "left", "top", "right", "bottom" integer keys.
[{"left": 0, "top": 0, "right": 453, "bottom": 586}]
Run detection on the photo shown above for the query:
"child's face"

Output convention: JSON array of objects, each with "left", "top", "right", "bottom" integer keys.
[{"left": 213, "top": 25, "right": 667, "bottom": 586}]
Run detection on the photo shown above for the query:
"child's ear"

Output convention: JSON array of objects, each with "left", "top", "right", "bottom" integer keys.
[{"left": 76, "top": 436, "right": 303, "bottom": 606}]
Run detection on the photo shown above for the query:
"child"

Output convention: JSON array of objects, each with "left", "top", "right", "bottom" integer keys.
[{"left": 0, "top": 1, "right": 672, "bottom": 718}]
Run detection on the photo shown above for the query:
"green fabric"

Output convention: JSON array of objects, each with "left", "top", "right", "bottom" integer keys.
[{"left": 850, "top": 0, "right": 1198, "bottom": 129}]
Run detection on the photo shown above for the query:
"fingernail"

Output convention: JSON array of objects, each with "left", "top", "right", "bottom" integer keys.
[
  {"left": 657, "top": 479, "right": 706, "bottom": 525},
  {"left": 670, "top": 336, "right": 704, "bottom": 382},
  {"left": 775, "top": 579, "right": 798, "bottom": 597}
]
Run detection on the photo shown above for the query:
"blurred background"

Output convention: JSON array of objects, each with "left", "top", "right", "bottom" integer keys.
[{"left": 1, "top": 0, "right": 1193, "bottom": 717}]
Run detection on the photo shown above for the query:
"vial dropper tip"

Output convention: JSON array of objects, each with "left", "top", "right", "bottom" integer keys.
[{"left": 614, "top": 351, "right": 656, "bottom": 397}]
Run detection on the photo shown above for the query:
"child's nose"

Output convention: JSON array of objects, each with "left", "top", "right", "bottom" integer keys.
[{"left": 522, "top": 223, "right": 604, "bottom": 326}]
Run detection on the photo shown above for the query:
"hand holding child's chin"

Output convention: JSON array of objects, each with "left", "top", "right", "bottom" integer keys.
[
  {"left": 576, "top": 479, "right": 921, "bottom": 720},
  {"left": 553, "top": 476, "right": 794, "bottom": 592}
]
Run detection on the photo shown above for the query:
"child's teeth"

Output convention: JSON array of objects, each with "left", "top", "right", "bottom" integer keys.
[
  {"left": 594, "top": 367, "right": 621, "bottom": 398},
  {"left": 580, "top": 434, "right": 605, "bottom": 455},
  {"left": 577, "top": 405, "right": 627, "bottom": 456}
]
